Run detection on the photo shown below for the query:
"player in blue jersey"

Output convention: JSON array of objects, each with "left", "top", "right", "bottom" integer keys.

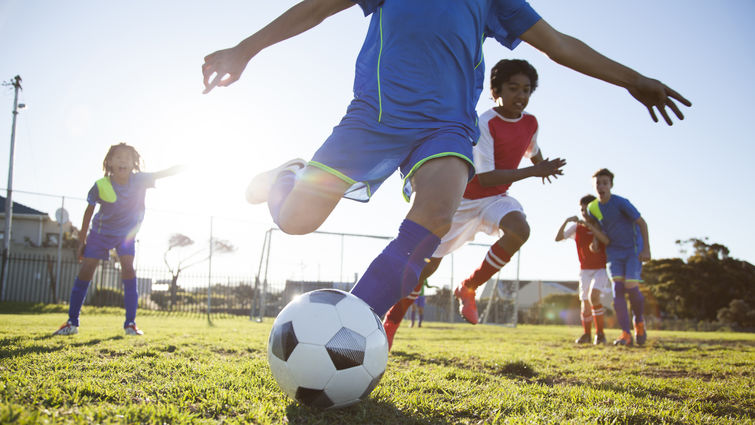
[
  {"left": 201, "top": 0, "right": 690, "bottom": 318},
  {"left": 587, "top": 168, "right": 650, "bottom": 346},
  {"left": 53, "top": 143, "right": 183, "bottom": 336}
]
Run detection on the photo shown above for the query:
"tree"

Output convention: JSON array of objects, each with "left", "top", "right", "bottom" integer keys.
[
  {"left": 642, "top": 238, "right": 755, "bottom": 321},
  {"left": 163, "top": 233, "right": 236, "bottom": 310}
]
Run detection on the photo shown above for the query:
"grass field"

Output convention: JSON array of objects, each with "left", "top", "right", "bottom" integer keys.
[{"left": 1, "top": 307, "right": 754, "bottom": 424}]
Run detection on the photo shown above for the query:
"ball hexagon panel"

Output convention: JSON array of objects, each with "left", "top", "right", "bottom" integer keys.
[
  {"left": 359, "top": 371, "right": 384, "bottom": 401},
  {"left": 285, "top": 343, "right": 337, "bottom": 390},
  {"left": 295, "top": 387, "right": 334, "bottom": 409},
  {"left": 267, "top": 353, "right": 298, "bottom": 399},
  {"left": 362, "top": 328, "right": 389, "bottom": 378},
  {"left": 288, "top": 303, "right": 342, "bottom": 345},
  {"left": 269, "top": 320, "right": 297, "bottom": 362},
  {"left": 334, "top": 295, "right": 379, "bottom": 336},
  {"left": 325, "top": 327, "right": 366, "bottom": 370},
  {"left": 307, "top": 289, "right": 347, "bottom": 306},
  {"left": 325, "top": 366, "right": 373, "bottom": 408}
]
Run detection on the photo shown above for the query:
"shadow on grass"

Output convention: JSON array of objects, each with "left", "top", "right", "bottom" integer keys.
[
  {"left": 392, "top": 350, "right": 538, "bottom": 379},
  {"left": 0, "top": 335, "right": 123, "bottom": 359},
  {"left": 284, "top": 398, "right": 453, "bottom": 425}
]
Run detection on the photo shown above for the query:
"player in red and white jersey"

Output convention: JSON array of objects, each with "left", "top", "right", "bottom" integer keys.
[
  {"left": 556, "top": 194, "right": 611, "bottom": 345},
  {"left": 382, "top": 59, "right": 565, "bottom": 344}
]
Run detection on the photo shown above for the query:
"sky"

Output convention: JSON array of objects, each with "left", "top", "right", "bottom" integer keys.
[{"left": 0, "top": 0, "right": 754, "bottom": 289}]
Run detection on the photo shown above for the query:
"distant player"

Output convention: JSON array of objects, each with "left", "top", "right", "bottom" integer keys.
[
  {"left": 382, "top": 59, "right": 565, "bottom": 347},
  {"left": 53, "top": 143, "right": 183, "bottom": 336},
  {"left": 409, "top": 280, "right": 430, "bottom": 328},
  {"left": 202, "top": 0, "right": 690, "bottom": 322},
  {"left": 556, "top": 194, "right": 611, "bottom": 345},
  {"left": 588, "top": 168, "right": 650, "bottom": 346}
]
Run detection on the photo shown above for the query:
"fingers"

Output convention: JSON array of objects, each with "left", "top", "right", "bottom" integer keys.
[
  {"left": 647, "top": 106, "right": 659, "bottom": 123},
  {"left": 667, "top": 87, "right": 692, "bottom": 107},
  {"left": 667, "top": 99, "right": 685, "bottom": 120}
]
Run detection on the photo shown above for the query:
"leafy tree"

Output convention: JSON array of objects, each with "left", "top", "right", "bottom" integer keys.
[
  {"left": 717, "top": 299, "right": 755, "bottom": 330},
  {"left": 163, "top": 233, "right": 236, "bottom": 310},
  {"left": 642, "top": 238, "right": 755, "bottom": 321}
]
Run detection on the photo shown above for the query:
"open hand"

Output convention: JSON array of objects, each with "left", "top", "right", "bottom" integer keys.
[
  {"left": 202, "top": 46, "right": 252, "bottom": 94},
  {"left": 533, "top": 157, "right": 566, "bottom": 184},
  {"left": 627, "top": 77, "right": 692, "bottom": 125}
]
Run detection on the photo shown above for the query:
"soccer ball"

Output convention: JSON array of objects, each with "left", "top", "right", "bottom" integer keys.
[{"left": 267, "top": 289, "right": 389, "bottom": 409}]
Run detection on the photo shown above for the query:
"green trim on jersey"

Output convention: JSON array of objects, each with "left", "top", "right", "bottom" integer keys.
[
  {"left": 401, "top": 152, "right": 474, "bottom": 203},
  {"left": 377, "top": 7, "right": 384, "bottom": 122},
  {"left": 95, "top": 177, "right": 117, "bottom": 203},
  {"left": 474, "top": 33, "right": 485, "bottom": 70},
  {"left": 587, "top": 199, "right": 603, "bottom": 221}
]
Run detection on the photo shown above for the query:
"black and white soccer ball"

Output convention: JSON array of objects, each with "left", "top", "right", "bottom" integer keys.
[{"left": 267, "top": 289, "right": 389, "bottom": 409}]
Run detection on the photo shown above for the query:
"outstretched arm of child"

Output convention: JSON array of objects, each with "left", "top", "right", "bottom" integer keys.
[
  {"left": 636, "top": 217, "right": 651, "bottom": 261},
  {"left": 555, "top": 216, "right": 579, "bottom": 242},
  {"left": 202, "top": 0, "right": 355, "bottom": 94},
  {"left": 152, "top": 165, "right": 187, "bottom": 180},
  {"left": 77, "top": 204, "right": 95, "bottom": 261},
  {"left": 477, "top": 154, "right": 565, "bottom": 188},
  {"left": 519, "top": 19, "right": 692, "bottom": 125}
]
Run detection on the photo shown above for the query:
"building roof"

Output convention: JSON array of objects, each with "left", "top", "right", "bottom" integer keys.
[{"left": 0, "top": 195, "right": 48, "bottom": 216}]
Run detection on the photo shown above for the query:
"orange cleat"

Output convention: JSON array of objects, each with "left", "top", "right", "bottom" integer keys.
[
  {"left": 613, "top": 331, "right": 633, "bottom": 346},
  {"left": 453, "top": 284, "right": 478, "bottom": 324},
  {"left": 634, "top": 322, "right": 647, "bottom": 346}
]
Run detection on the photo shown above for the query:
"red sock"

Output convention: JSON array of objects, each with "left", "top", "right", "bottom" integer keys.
[
  {"left": 581, "top": 311, "right": 593, "bottom": 335},
  {"left": 384, "top": 280, "right": 423, "bottom": 324},
  {"left": 464, "top": 244, "right": 512, "bottom": 290},
  {"left": 592, "top": 304, "right": 605, "bottom": 335}
]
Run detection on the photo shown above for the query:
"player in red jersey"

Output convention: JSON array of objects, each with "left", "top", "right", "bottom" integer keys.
[
  {"left": 556, "top": 194, "right": 611, "bottom": 345},
  {"left": 382, "top": 59, "right": 566, "bottom": 346}
]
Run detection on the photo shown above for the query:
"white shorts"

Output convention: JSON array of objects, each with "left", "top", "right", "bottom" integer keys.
[
  {"left": 578, "top": 268, "right": 612, "bottom": 300},
  {"left": 433, "top": 194, "right": 524, "bottom": 258}
]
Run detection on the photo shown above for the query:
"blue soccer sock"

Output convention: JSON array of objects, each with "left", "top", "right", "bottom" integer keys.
[
  {"left": 411, "top": 309, "right": 416, "bottom": 326},
  {"left": 268, "top": 171, "right": 297, "bottom": 226},
  {"left": 123, "top": 278, "right": 138, "bottom": 327},
  {"left": 613, "top": 280, "right": 632, "bottom": 333},
  {"left": 627, "top": 286, "right": 645, "bottom": 324},
  {"left": 68, "top": 278, "right": 90, "bottom": 327},
  {"left": 351, "top": 220, "right": 440, "bottom": 317}
]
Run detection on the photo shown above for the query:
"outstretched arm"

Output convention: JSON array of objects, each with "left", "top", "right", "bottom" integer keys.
[
  {"left": 202, "top": 0, "right": 355, "bottom": 94},
  {"left": 152, "top": 165, "right": 186, "bottom": 180},
  {"left": 555, "top": 216, "right": 578, "bottom": 242},
  {"left": 477, "top": 154, "right": 566, "bottom": 188},
  {"left": 520, "top": 19, "right": 692, "bottom": 125}
]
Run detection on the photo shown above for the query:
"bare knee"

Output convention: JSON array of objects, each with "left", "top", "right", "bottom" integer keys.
[
  {"left": 77, "top": 258, "right": 99, "bottom": 281},
  {"left": 277, "top": 214, "right": 322, "bottom": 235},
  {"left": 590, "top": 289, "right": 602, "bottom": 306}
]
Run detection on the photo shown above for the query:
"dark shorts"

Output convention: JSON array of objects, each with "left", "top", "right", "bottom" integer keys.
[
  {"left": 311, "top": 112, "right": 475, "bottom": 202},
  {"left": 83, "top": 232, "right": 135, "bottom": 260}
]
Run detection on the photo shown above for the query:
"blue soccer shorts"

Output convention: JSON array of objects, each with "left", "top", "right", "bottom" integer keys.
[
  {"left": 607, "top": 251, "right": 643, "bottom": 284},
  {"left": 83, "top": 232, "right": 136, "bottom": 260},
  {"left": 310, "top": 112, "right": 475, "bottom": 202}
]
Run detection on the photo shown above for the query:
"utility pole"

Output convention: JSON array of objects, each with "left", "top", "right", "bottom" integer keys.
[{"left": 1, "top": 75, "right": 23, "bottom": 301}]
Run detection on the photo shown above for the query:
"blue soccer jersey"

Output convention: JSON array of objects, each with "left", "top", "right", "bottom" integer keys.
[
  {"left": 314, "top": 0, "right": 541, "bottom": 201},
  {"left": 587, "top": 195, "right": 643, "bottom": 260},
  {"left": 350, "top": 0, "right": 540, "bottom": 141},
  {"left": 87, "top": 172, "right": 156, "bottom": 237}
]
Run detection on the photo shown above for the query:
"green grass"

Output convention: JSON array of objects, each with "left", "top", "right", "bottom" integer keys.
[{"left": 1, "top": 309, "right": 754, "bottom": 424}]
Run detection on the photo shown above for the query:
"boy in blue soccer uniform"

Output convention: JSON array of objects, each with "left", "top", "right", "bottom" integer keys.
[
  {"left": 588, "top": 168, "right": 650, "bottom": 346},
  {"left": 54, "top": 143, "right": 182, "bottom": 336},
  {"left": 202, "top": 0, "right": 689, "bottom": 319}
]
